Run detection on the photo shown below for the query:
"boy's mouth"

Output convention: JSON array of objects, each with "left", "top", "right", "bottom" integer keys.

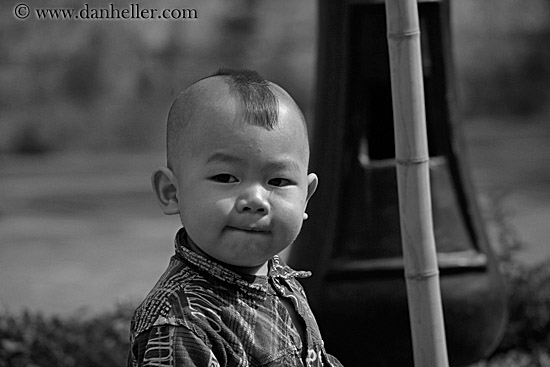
[{"left": 226, "top": 225, "right": 270, "bottom": 233}]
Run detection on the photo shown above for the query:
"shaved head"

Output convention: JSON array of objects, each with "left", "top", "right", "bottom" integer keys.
[{"left": 166, "top": 69, "right": 308, "bottom": 170}]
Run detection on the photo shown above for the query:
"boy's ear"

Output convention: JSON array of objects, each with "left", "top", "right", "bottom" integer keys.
[
  {"left": 151, "top": 166, "right": 180, "bottom": 215},
  {"left": 305, "top": 173, "right": 318, "bottom": 204}
]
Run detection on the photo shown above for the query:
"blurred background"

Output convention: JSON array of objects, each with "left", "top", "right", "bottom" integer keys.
[{"left": 1, "top": 0, "right": 549, "bottom": 319}]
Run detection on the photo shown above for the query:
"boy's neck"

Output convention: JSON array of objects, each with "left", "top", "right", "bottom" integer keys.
[
  {"left": 231, "top": 262, "right": 269, "bottom": 276},
  {"left": 184, "top": 234, "right": 270, "bottom": 276}
]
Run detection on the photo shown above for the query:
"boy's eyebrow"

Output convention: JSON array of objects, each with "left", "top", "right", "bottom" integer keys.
[
  {"left": 206, "top": 152, "right": 244, "bottom": 164},
  {"left": 264, "top": 159, "right": 302, "bottom": 172},
  {"left": 206, "top": 152, "right": 302, "bottom": 171}
]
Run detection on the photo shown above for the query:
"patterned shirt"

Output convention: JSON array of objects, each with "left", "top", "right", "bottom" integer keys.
[{"left": 128, "top": 229, "right": 343, "bottom": 367}]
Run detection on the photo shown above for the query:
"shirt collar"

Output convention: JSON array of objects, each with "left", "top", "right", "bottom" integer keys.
[{"left": 173, "top": 228, "right": 311, "bottom": 297}]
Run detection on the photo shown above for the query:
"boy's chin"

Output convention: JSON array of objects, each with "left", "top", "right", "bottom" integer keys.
[{"left": 218, "top": 248, "right": 280, "bottom": 274}]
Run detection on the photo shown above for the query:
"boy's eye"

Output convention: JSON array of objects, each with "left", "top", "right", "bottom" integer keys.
[
  {"left": 268, "top": 178, "right": 293, "bottom": 187},
  {"left": 210, "top": 174, "right": 238, "bottom": 183}
]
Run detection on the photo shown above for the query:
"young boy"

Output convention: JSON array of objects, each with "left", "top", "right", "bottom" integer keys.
[{"left": 128, "top": 69, "right": 343, "bottom": 367}]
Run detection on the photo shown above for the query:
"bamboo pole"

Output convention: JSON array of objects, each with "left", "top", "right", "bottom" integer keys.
[{"left": 385, "top": 1, "right": 449, "bottom": 366}]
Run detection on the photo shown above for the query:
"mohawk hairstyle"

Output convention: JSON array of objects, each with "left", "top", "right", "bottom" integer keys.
[{"left": 212, "top": 68, "right": 279, "bottom": 129}]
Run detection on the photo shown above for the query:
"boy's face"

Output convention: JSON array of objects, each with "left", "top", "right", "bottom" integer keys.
[{"left": 168, "top": 93, "right": 317, "bottom": 272}]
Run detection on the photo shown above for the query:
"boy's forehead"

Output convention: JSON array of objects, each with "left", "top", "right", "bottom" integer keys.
[
  {"left": 185, "top": 78, "right": 237, "bottom": 119},
  {"left": 184, "top": 80, "right": 304, "bottom": 133},
  {"left": 187, "top": 108, "right": 308, "bottom": 152},
  {"left": 168, "top": 76, "right": 309, "bottom": 167}
]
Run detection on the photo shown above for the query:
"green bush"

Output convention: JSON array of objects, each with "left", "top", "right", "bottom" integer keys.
[
  {"left": 480, "top": 258, "right": 550, "bottom": 366},
  {"left": 468, "top": 189, "right": 550, "bottom": 366},
  {"left": 482, "top": 349, "right": 550, "bottom": 367},
  {"left": 0, "top": 304, "right": 133, "bottom": 367}
]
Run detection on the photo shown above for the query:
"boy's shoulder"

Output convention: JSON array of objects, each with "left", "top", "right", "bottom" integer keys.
[{"left": 130, "top": 256, "right": 227, "bottom": 338}]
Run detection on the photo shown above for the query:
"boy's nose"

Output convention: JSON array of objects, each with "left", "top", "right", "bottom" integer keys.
[{"left": 236, "top": 185, "right": 270, "bottom": 214}]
